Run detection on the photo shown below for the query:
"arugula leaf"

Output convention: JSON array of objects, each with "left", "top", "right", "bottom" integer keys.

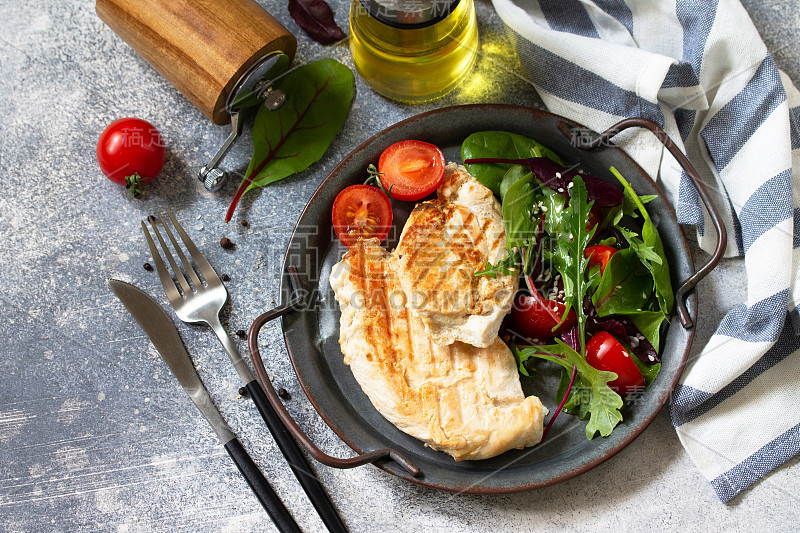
[
  {"left": 592, "top": 248, "right": 653, "bottom": 316},
  {"left": 546, "top": 177, "right": 595, "bottom": 353},
  {"left": 461, "top": 131, "right": 567, "bottom": 194},
  {"left": 516, "top": 341, "right": 624, "bottom": 439},
  {"left": 610, "top": 167, "right": 674, "bottom": 313},
  {"left": 225, "top": 59, "right": 355, "bottom": 222},
  {"left": 474, "top": 252, "right": 518, "bottom": 278},
  {"left": 617, "top": 226, "right": 663, "bottom": 265}
]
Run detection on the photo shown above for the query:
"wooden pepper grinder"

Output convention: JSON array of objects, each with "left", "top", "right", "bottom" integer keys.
[{"left": 96, "top": 0, "right": 297, "bottom": 190}]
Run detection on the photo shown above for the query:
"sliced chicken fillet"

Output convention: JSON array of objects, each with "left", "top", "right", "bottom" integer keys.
[{"left": 330, "top": 238, "right": 547, "bottom": 461}]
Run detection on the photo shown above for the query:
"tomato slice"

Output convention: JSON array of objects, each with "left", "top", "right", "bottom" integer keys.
[
  {"left": 510, "top": 294, "right": 577, "bottom": 340},
  {"left": 377, "top": 140, "right": 445, "bottom": 201},
  {"left": 585, "top": 331, "right": 645, "bottom": 395},
  {"left": 584, "top": 245, "right": 618, "bottom": 274},
  {"left": 332, "top": 185, "right": 393, "bottom": 248}
]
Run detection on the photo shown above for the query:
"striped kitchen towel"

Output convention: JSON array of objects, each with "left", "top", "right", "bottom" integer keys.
[{"left": 491, "top": 0, "right": 800, "bottom": 502}]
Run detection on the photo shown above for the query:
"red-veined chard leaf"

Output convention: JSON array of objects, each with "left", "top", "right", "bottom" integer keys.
[
  {"left": 288, "top": 0, "right": 345, "bottom": 45},
  {"left": 225, "top": 59, "right": 355, "bottom": 222},
  {"left": 461, "top": 131, "right": 567, "bottom": 195}
]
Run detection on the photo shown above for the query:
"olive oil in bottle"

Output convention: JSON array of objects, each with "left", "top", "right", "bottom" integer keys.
[{"left": 349, "top": 0, "right": 479, "bottom": 103}]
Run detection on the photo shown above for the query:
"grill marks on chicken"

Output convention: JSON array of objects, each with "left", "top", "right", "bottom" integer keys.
[
  {"left": 393, "top": 164, "right": 517, "bottom": 348},
  {"left": 330, "top": 238, "right": 547, "bottom": 461}
]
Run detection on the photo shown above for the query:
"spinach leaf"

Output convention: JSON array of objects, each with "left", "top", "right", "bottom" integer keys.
[
  {"left": 592, "top": 248, "right": 653, "bottom": 316},
  {"left": 500, "top": 165, "right": 529, "bottom": 201},
  {"left": 461, "top": 131, "right": 567, "bottom": 195},
  {"left": 624, "top": 310, "right": 666, "bottom": 352},
  {"left": 611, "top": 167, "right": 674, "bottom": 313},
  {"left": 225, "top": 59, "right": 355, "bottom": 222},
  {"left": 516, "top": 341, "right": 624, "bottom": 439},
  {"left": 502, "top": 171, "right": 535, "bottom": 250},
  {"left": 631, "top": 357, "right": 661, "bottom": 388}
]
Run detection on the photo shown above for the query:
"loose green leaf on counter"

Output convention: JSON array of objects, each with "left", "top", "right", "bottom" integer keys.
[
  {"left": 225, "top": 59, "right": 355, "bottom": 222},
  {"left": 461, "top": 131, "right": 567, "bottom": 195}
]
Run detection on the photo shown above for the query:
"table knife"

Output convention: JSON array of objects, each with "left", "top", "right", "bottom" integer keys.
[{"left": 108, "top": 279, "right": 302, "bottom": 533}]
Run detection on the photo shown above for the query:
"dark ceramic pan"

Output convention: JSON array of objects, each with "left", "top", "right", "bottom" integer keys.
[{"left": 247, "top": 104, "right": 725, "bottom": 493}]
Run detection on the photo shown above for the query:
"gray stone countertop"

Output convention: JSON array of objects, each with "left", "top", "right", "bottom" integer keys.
[{"left": 2, "top": 0, "right": 799, "bottom": 531}]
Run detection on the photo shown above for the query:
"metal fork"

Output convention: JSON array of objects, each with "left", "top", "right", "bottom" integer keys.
[
  {"left": 142, "top": 209, "right": 348, "bottom": 533},
  {"left": 142, "top": 210, "right": 250, "bottom": 381}
]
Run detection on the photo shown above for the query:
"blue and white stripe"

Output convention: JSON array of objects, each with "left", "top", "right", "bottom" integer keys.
[{"left": 492, "top": 0, "right": 800, "bottom": 502}]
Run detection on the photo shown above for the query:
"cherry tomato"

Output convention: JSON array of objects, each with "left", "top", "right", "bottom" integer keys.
[
  {"left": 584, "top": 245, "right": 618, "bottom": 274},
  {"left": 585, "top": 331, "right": 645, "bottom": 395},
  {"left": 332, "top": 184, "right": 393, "bottom": 248},
  {"left": 510, "top": 294, "right": 577, "bottom": 340},
  {"left": 377, "top": 140, "right": 445, "bottom": 201},
  {"left": 97, "top": 117, "right": 166, "bottom": 198}
]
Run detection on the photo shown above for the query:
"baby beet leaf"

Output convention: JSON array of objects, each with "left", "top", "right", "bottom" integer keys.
[
  {"left": 226, "top": 59, "right": 355, "bottom": 222},
  {"left": 288, "top": 0, "right": 346, "bottom": 45}
]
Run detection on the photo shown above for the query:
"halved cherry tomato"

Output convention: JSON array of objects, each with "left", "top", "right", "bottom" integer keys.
[
  {"left": 510, "top": 294, "right": 577, "bottom": 340},
  {"left": 332, "top": 185, "right": 393, "bottom": 248},
  {"left": 584, "top": 245, "right": 618, "bottom": 274},
  {"left": 585, "top": 331, "right": 645, "bottom": 395},
  {"left": 377, "top": 140, "right": 445, "bottom": 201}
]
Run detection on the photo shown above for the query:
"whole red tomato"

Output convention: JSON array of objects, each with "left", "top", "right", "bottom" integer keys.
[{"left": 97, "top": 117, "right": 166, "bottom": 198}]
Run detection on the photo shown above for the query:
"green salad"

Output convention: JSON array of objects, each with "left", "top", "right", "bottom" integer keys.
[{"left": 462, "top": 131, "right": 673, "bottom": 440}]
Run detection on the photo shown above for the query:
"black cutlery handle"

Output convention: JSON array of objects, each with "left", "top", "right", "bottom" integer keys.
[
  {"left": 246, "top": 379, "right": 349, "bottom": 533},
  {"left": 224, "top": 437, "right": 303, "bottom": 533}
]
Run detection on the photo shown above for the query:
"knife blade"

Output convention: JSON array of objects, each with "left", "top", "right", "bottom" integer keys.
[{"left": 108, "top": 279, "right": 301, "bottom": 533}]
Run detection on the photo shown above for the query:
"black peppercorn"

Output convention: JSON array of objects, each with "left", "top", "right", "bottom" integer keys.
[
  {"left": 220, "top": 237, "right": 235, "bottom": 249},
  {"left": 278, "top": 388, "right": 290, "bottom": 400},
  {"left": 238, "top": 386, "right": 248, "bottom": 397},
  {"left": 236, "top": 329, "right": 246, "bottom": 339},
  {"left": 221, "top": 273, "right": 231, "bottom": 282},
  {"left": 143, "top": 262, "right": 153, "bottom": 271}
]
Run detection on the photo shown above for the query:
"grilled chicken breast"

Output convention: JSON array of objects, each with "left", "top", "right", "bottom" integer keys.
[
  {"left": 392, "top": 163, "right": 517, "bottom": 348},
  {"left": 330, "top": 238, "right": 546, "bottom": 462}
]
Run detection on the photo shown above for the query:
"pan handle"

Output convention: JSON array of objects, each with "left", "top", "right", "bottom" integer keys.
[
  {"left": 246, "top": 268, "right": 421, "bottom": 477},
  {"left": 558, "top": 117, "right": 727, "bottom": 329}
]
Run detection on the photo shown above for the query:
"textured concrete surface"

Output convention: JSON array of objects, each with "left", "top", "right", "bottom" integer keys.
[{"left": 1, "top": 0, "right": 799, "bottom": 531}]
